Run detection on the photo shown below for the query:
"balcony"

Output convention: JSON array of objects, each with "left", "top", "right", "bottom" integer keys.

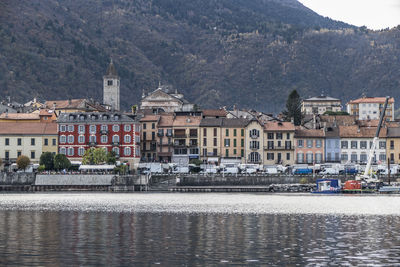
[
  {"left": 189, "top": 141, "right": 198, "bottom": 147},
  {"left": 157, "top": 131, "right": 164, "bottom": 137},
  {"left": 88, "top": 141, "right": 97, "bottom": 147},
  {"left": 249, "top": 146, "right": 260, "bottom": 150},
  {"left": 173, "top": 142, "right": 186, "bottom": 147},
  {"left": 173, "top": 134, "right": 186, "bottom": 138},
  {"left": 112, "top": 141, "right": 120, "bottom": 146},
  {"left": 264, "top": 146, "right": 294, "bottom": 150},
  {"left": 250, "top": 134, "right": 259, "bottom": 139},
  {"left": 100, "top": 129, "right": 109, "bottom": 134},
  {"left": 166, "top": 132, "right": 173, "bottom": 137}
]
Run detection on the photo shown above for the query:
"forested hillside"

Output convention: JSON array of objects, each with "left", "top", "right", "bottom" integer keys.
[{"left": 1, "top": 0, "right": 400, "bottom": 112}]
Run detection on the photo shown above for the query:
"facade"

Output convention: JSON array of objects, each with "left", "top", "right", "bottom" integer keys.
[
  {"left": 302, "top": 95, "right": 342, "bottom": 115},
  {"left": 172, "top": 115, "right": 201, "bottom": 165},
  {"left": 324, "top": 126, "right": 341, "bottom": 163},
  {"left": 346, "top": 96, "right": 395, "bottom": 121},
  {"left": 140, "top": 85, "right": 194, "bottom": 113},
  {"left": 140, "top": 115, "right": 160, "bottom": 162},
  {"left": 263, "top": 121, "right": 295, "bottom": 166},
  {"left": 294, "top": 127, "right": 325, "bottom": 164},
  {"left": 339, "top": 125, "right": 386, "bottom": 164},
  {"left": 245, "top": 119, "right": 264, "bottom": 164},
  {"left": 57, "top": 112, "right": 140, "bottom": 169},
  {"left": 199, "top": 118, "right": 223, "bottom": 164},
  {"left": 156, "top": 114, "right": 174, "bottom": 163},
  {"left": 220, "top": 118, "right": 247, "bottom": 163},
  {"left": 103, "top": 60, "right": 120, "bottom": 111},
  {"left": 0, "top": 122, "right": 57, "bottom": 165},
  {"left": 386, "top": 127, "right": 400, "bottom": 164}
]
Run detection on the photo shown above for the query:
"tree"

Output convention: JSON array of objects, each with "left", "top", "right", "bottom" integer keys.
[
  {"left": 82, "top": 148, "right": 107, "bottom": 165},
  {"left": 54, "top": 154, "right": 71, "bottom": 170},
  {"left": 39, "top": 152, "right": 54, "bottom": 170},
  {"left": 106, "top": 151, "right": 116, "bottom": 165},
  {"left": 283, "top": 89, "right": 303, "bottom": 126},
  {"left": 16, "top": 155, "right": 30, "bottom": 171}
]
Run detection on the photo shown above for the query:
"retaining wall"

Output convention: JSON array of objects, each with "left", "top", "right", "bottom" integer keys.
[
  {"left": 35, "top": 175, "right": 116, "bottom": 186},
  {"left": 0, "top": 172, "right": 35, "bottom": 185}
]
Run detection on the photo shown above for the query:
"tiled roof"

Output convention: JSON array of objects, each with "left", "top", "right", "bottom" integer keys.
[
  {"left": 387, "top": 127, "right": 400, "bottom": 138},
  {"left": 140, "top": 115, "right": 160, "bottom": 122},
  {"left": 304, "top": 95, "right": 340, "bottom": 101},
  {"left": 57, "top": 112, "right": 136, "bottom": 123},
  {"left": 158, "top": 114, "right": 174, "bottom": 127},
  {"left": 347, "top": 97, "right": 394, "bottom": 104},
  {"left": 339, "top": 125, "right": 386, "bottom": 138},
  {"left": 200, "top": 118, "right": 224, "bottom": 127},
  {"left": 0, "top": 113, "right": 40, "bottom": 120},
  {"left": 39, "top": 109, "right": 56, "bottom": 116},
  {"left": 173, "top": 116, "right": 201, "bottom": 127},
  {"left": 264, "top": 121, "right": 295, "bottom": 131},
  {"left": 319, "top": 115, "right": 357, "bottom": 126},
  {"left": 202, "top": 109, "right": 227, "bottom": 117},
  {"left": 295, "top": 127, "right": 324, "bottom": 138},
  {"left": 0, "top": 122, "right": 57, "bottom": 135},
  {"left": 222, "top": 118, "right": 249, "bottom": 127},
  {"left": 45, "top": 99, "right": 87, "bottom": 109}
]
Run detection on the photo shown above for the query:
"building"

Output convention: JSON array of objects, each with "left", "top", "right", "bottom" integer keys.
[
  {"left": 103, "top": 59, "right": 120, "bottom": 111},
  {"left": 0, "top": 122, "right": 57, "bottom": 166},
  {"left": 324, "top": 125, "right": 341, "bottom": 163},
  {"left": 140, "top": 84, "right": 194, "bottom": 113},
  {"left": 57, "top": 112, "right": 140, "bottom": 169},
  {"left": 140, "top": 115, "right": 160, "bottom": 162},
  {"left": 263, "top": 121, "right": 295, "bottom": 166},
  {"left": 172, "top": 115, "right": 201, "bottom": 165},
  {"left": 301, "top": 95, "right": 342, "bottom": 115},
  {"left": 220, "top": 118, "right": 247, "bottom": 164},
  {"left": 339, "top": 125, "right": 386, "bottom": 164},
  {"left": 245, "top": 118, "right": 264, "bottom": 164},
  {"left": 386, "top": 127, "right": 400, "bottom": 164},
  {"left": 199, "top": 118, "right": 223, "bottom": 164},
  {"left": 346, "top": 96, "right": 395, "bottom": 121},
  {"left": 156, "top": 114, "right": 174, "bottom": 163},
  {"left": 294, "top": 127, "right": 325, "bottom": 164},
  {"left": 45, "top": 99, "right": 107, "bottom": 115}
]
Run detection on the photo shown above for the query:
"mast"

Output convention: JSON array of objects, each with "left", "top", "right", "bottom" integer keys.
[{"left": 359, "top": 96, "right": 390, "bottom": 181}]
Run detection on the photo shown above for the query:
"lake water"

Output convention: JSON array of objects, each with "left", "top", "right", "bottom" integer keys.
[{"left": 1, "top": 193, "right": 400, "bottom": 266}]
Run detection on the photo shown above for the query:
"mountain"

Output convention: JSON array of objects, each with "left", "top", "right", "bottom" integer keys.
[{"left": 1, "top": 0, "right": 400, "bottom": 113}]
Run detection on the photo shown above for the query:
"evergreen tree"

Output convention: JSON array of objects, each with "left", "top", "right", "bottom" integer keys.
[
  {"left": 54, "top": 154, "right": 71, "bottom": 170},
  {"left": 39, "top": 152, "right": 54, "bottom": 170},
  {"left": 283, "top": 90, "right": 302, "bottom": 126}
]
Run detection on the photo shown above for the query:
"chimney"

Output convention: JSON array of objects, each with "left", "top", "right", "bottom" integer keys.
[
  {"left": 5, "top": 109, "right": 8, "bottom": 118},
  {"left": 68, "top": 99, "right": 72, "bottom": 105},
  {"left": 53, "top": 102, "right": 56, "bottom": 110}
]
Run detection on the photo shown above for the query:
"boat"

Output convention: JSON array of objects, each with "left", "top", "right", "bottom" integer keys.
[{"left": 312, "top": 178, "right": 341, "bottom": 194}]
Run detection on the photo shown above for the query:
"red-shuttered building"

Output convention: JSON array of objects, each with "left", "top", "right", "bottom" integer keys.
[{"left": 57, "top": 112, "right": 140, "bottom": 169}]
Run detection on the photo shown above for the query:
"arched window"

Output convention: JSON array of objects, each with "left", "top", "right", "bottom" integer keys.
[
  {"left": 90, "top": 125, "right": 96, "bottom": 134},
  {"left": 59, "top": 147, "right": 66, "bottom": 155},
  {"left": 113, "top": 125, "right": 120, "bottom": 132},
  {"left": 67, "top": 135, "right": 74, "bottom": 144},
  {"left": 113, "top": 135, "right": 120, "bottom": 143},
  {"left": 112, "top": 147, "right": 119, "bottom": 155},
  {"left": 78, "top": 147, "right": 85, "bottom": 156},
  {"left": 67, "top": 147, "right": 74, "bottom": 156},
  {"left": 124, "top": 125, "right": 131, "bottom": 132},
  {"left": 124, "top": 147, "right": 131, "bottom": 156},
  {"left": 249, "top": 152, "right": 260, "bottom": 163},
  {"left": 78, "top": 135, "right": 85, "bottom": 144},
  {"left": 124, "top": 135, "right": 131, "bottom": 143},
  {"left": 101, "top": 135, "right": 108, "bottom": 143},
  {"left": 60, "top": 135, "right": 66, "bottom": 144}
]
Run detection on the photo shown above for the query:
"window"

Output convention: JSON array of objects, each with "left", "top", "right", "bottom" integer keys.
[
  {"left": 113, "top": 135, "right": 120, "bottom": 143},
  {"left": 286, "top": 133, "right": 290, "bottom": 139},
  {"left": 101, "top": 125, "right": 108, "bottom": 132},
  {"left": 60, "top": 125, "right": 66, "bottom": 132},
  {"left": 17, "top": 151, "right": 21, "bottom": 157},
  {"left": 286, "top": 153, "right": 290, "bottom": 160},
  {"left": 203, "top": 148, "right": 207, "bottom": 156},
  {"left": 226, "top": 129, "right": 229, "bottom": 136},
  {"left": 77, "top": 125, "right": 84, "bottom": 134},
  {"left": 315, "top": 139, "right": 322, "bottom": 148},
  {"left": 233, "top": 139, "right": 237, "bottom": 147},
  {"left": 250, "top": 129, "right": 259, "bottom": 138},
  {"left": 17, "top": 138, "right": 21, "bottom": 146},
  {"left": 267, "top": 141, "right": 274, "bottom": 149},
  {"left": 67, "top": 135, "right": 74, "bottom": 144},
  {"left": 276, "top": 133, "right": 282, "bottom": 139},
  {"left": 267, "top": 133, "right": 274, "bottom": 139},
  {"left": 151, "top": 123, "right": 155, "bottom": 129},
  {"left": 31, "top": 151, "right": 35, "bottom": 159},
  {"left": 249, "top": 152, "right": 260, "bottom": 163},
  {"left": 214, "top": 128, "right": 217, "bottom": 137},
  {"left": 108, "top": 80, "right": 113, "bottom": 86},
  {"left": 391, "top": 140, "right": 395, "bottom": 150},
  {"left": 307, "top": 140, "right": 313, "bottom": 148},
  {"left": 124, "top": 135, "right": 131, "bottom": 143},
  {"left": 89, "top": 135, "right": 96, "bottom": 143},
  {"left": 233, "top": 149, "right": 237, "bottom": 155},
  {"left": 112, "top": 147, "right": 119, "bottom": 156},
  {"left": 379, "top": 141, "right": 386, "bottom": 149},
  {"left": 90, "top": 125, "right": 96, "bottom": 134},
  {"left": 152, "top": 132, "right": 155, "bottom": 140},
  {"left": 60, "top": 147, "right": 66, "bottom": 155},
  {"left": 113, "top": 125, "right": 120, "bottom": 132},
  {"left": 241, "top": 139, "right": 244, "bottom": 147},
  {"left": 298, "top": 140, "right": 303, "bottom": 148},
  {"left": 101, "top": 135, "right": 108, "bottom": 143},
  {"left": 285, "top": 141, "right": 292, "bottom": 149},
  {"left": 224, "top": 139, "right": 230, "bottom": 147},
  {"left": 5, "top": 151, "right": 9, "bottom": 160},
  {"left": 143, "top": 123, "right": 147, "bottom": 130},
  {"left": 68, "top": 125, "right": 74, "bottom": 132},
  {"left": 360, "top": 141, "right": 367, "bottom": 149},
  {"left": 44, "top": 138, "right": 48, "bottom": 146},
  {"left": 351, "top": 153, "right": 357, "bottom": 162},
  {"left": 241, "top": 149, "right": 244, "bottom": 157},
  {"left": 5, "top": 138, "right": 9, "bottom": 146},
  {"left": 213, "top": 138, "right": 217, "bottom": 146},
  {"left": 379, "top": 153, "right": 386, "bottom": 161},
  {"left": 135, "top": 135, "right": 141, "bottom": 144},
  {"left": 306, "top": 153, "right": 313, "bottom": 164},
  {"left": 78, "top": 135, "right": 84, "bottom": 144},
  {"left": 341, "top": 141, "right": 348, "bottom": 149},
  {"left": 233, "top": 129, "right": 237, "bottom": 136},
  {"left": 203, "top": 138, "right": 207, "bottom": 146},
  {"left": 52, "top": 138, "right": 56, "bottom": 146},
  {"left": 267, "top": 153, "right": 274, "bottom": 160},
  {"left": 203, "top": 128, "right": 207, "bottom": 136},
  {"left": 241, "top": 129, "right": 244, "bottom": 137},
  {"left": 315, "top": 153, "right": 322, "bottom": 163},
  {"left": 60, "top": 135, "right": 66, "bottom": 144},
  {"left": 78, "top": 147, "right": 85, "bottom": 156},
  {"left": 341, "top": 153, "right": 348, "bottom": 161},
  {"left": 225, "top": 149, "right": 229, "bottom": 157},
  {"left": 250, "top": 141, "right": 259, "bottom": 149},
  {"left": 122, "top": 124, "right": 131, "bottom": 132},
  {"left": 124, "top": 147, "right": 131, "bottom": 156},
  {"left": 351, "top": 141, "right": 358, "bottom": 149},
  {"left": 360, "top": 153, "right": 367, "bottom": 162},
  {"left": 31, "top": 138, "right": 35, "bottom": 146}
]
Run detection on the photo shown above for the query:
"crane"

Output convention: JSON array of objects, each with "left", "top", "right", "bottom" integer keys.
[{"left": 356, "top": 96, "right": 390, "bottom": 183}]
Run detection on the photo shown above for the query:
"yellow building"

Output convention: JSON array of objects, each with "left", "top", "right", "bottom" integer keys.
[
  {"left": 263, "top": 121, "right": 295, "bottom": 165},
  {"left": 172, "top": 115, "right": 201, "bottom": 165},
  {"left": 0, "top": 122, "right": 57, "bottom": 165},
  {"left": 199, "top": 118, "right": 223, "bottom": 164},
  {"left": 220, "top": 118, "right": 247, "bottom": 162},
  {"left": 245, "top": 118, "right": 264, "bottom": 164},
  {"left": 140, "top": 114, "right": 160, "bottom": 161},
  {"left": 386, "top": 127, "right": 400, "bottom": 164}
]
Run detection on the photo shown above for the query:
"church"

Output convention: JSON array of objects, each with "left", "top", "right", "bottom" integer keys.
[{"left": 103, "top": 59, "right": 120, "bottom": 111}]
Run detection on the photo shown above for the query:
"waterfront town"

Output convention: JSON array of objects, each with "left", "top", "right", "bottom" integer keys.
[{"left": 0, "top": 60, "right": 398, "bottom": 174}]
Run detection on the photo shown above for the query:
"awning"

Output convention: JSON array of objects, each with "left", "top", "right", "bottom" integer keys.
[
  {"left": 207, "top": 157, "right": 219, "bottom": 163},
  {"left": 79, "top": 165, "right": 115, "bottom": 170}
]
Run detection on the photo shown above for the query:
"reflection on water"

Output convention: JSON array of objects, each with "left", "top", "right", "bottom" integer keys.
[{"left": 1, "top": 194, "right": 400, "bottom": 265}]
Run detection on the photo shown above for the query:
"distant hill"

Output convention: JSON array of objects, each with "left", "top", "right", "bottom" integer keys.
[{"left": 1, "top": 0, "right": 400, "bottom": 112}]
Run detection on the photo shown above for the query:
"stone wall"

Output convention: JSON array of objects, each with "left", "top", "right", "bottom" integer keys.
[
  {"left": 0, "top": 172, "right": 36, "bottom": 185},
  {"left": 35, "top": 175, "right": 116, "bottom": 186}
]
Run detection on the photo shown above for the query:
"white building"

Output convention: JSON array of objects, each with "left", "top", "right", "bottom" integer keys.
[
  {"left": 301, "top": 95, "right": 342, "bottom": 115},
  {"left": 339, "top": 125, "right": 387, "bottom": 164},
  {"left": 346, "top": 96, "right": 394, "bottom": 121}
]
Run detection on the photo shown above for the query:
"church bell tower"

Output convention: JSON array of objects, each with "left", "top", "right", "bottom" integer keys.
[{"left": 103, "top": 59, "right": 120, "bottom": 111}]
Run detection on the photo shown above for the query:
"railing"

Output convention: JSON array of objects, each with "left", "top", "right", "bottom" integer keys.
[
  {"left": 173, "top": 134, "right": 186, "bottom": 138},
  {"left": 250, "top": 134, "right": 259, "bottom": 139},
  {"left": 88, "top": 141, "right": 97, "bottom": 146},
  {"left": 264, "top": 146, "right": 294, "bottom": 150},
  {"left": 250, "top": 146, "right": 260, "bottom": 150},
  {"left": 157, "top": 132, "right": 164, "bottom": 137},
  {"left": 173, "top": 142, "right": 186, "bottom": 147},
  {"left": 100, "top": 129, "right": 108, "bottom": 134},
  {"left": 112, "top": 141, "right": 120, "bottom": 146}
]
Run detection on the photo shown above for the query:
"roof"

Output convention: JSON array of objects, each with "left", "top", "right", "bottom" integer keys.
[
  {"left": 222, "top": 118, "right": 249, "bottom": 127},
  {"left": 140, "top": 115, "right": 160, "bottom": 122},
  {"left": 200, "top": 118, "right": 224, "bottom": 127},
  {"left": 304, "top": 95, "right": 340, "bottom": 102},
  {"left": 0, "top": 122, "right": 57, "bottom": 135},
  {"left": 0, "top": 113, "right": 40, "bottom": 120},
  {"left": 295, "top": 127, "right": 325, "bottom": 138},
  {"left": 45, "top": 99, "right": 107, "bottom": 112},
  {"left": 387, "top": 127, "right": 400, "bottom": 138},
  {"left": 0, "top": 104, "right": 17, "bottom": 114},
  {"left": 202, "top": 109, "right": 227, "bottom": 117},
  {"left": 264, "top": 121, "right": 295, "bottom": 131},
  {"left": 158, "top": 114, "right": 174, "bottom": 127},
  {"left": 105, "top": 59, "right": 118, "bottom": 76},
  {"left": 339, "top": 125, "right": 386, "bottom": 138},
  {"left": 57, "top": 112, "right": 136, "bottom": 123},
  {"left": 173, "top": 116, "right": 201, "bottom": 127},
  {"left": 39, "top": 109, "right": 56, "bottom": 116},
  {"left": 324, "top": 126, "right": 340, "bottom": 138},
  {"left": 319, "top": 115, "right": 357, "bottom": 126},
  {"left": 347, "top": 97, "right": 394, "bottom": 104}
]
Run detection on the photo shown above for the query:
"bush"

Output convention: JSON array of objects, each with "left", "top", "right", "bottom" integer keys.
[
  {"left": 37, "top": 165, "right": 46, "bottom": 172},
  {"left": 299, "top": 177, "right": 309, "bottom": 184},
  {"left": 54, "top": 154, "right": 71, "bottom": 170},
  {"left": 16, "top": 155, "right": 30, "bottom": 171},
  {"left": 39, "top": 152, "right": 54, "bottom": 170}
]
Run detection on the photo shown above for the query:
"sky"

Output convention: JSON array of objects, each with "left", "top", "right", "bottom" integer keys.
[{"left": 298, "top": 0, "right": 400, "bottom": 30}]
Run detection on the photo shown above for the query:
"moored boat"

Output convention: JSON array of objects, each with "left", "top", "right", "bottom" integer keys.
[{"left": 312, "top": 178, "right": 341, "bottom": 194}]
